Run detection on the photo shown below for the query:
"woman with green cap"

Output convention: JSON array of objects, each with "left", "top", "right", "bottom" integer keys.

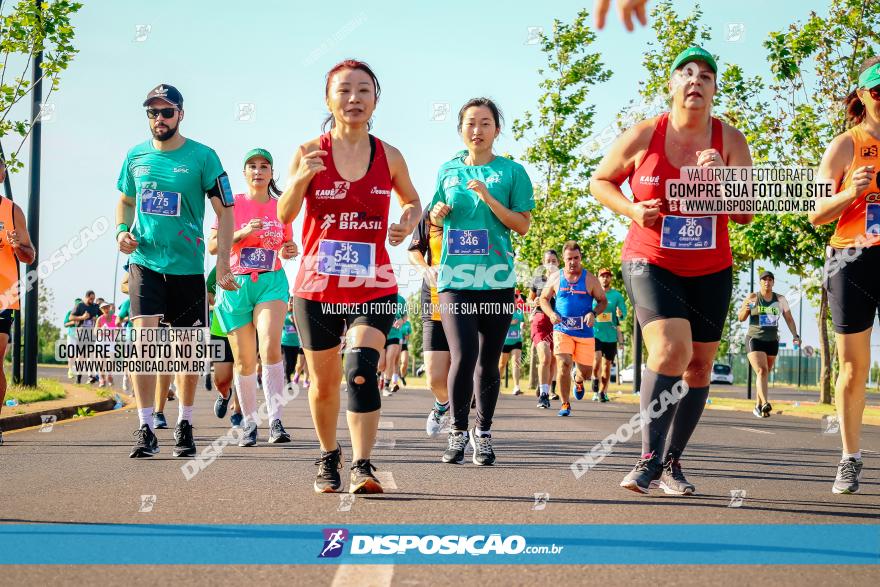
[
  {"left": 809, "top": 56, "right": 880, "bottom": 495},
  {"left": 591, "top": 46, "right": 753, "bottom": 495},
  {"left": 209, "top": 148, "right": 299, "bottom": 447}
]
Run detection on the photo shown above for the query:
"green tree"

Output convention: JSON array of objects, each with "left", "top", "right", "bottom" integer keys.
[
  {"left": 511, "top": 9, "right": 621, "bottom": 280},
  {"left": 1, "top": 0, "right": 82, "bottom": 170},
  {"left": 725, "top": 0, "right": 879, "bottom": 403}
]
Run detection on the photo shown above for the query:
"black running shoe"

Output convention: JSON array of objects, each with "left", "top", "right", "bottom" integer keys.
[
  {"left": 537, "top": 394, "right": 551, "bottom": 409},
  {"left": 620, "top": 453, "right": 663, "bottom": 494},
  {"left": 442, "top": 430, "right": 469, "bottom": 464},
  {"left": 315, "top": 446, "right": 343, "bottom": 493},
  {"left": 391, "top": 382, "right": 400, "bottom": 393},
  {"left": 762, "top": 402, "right": 773, "bottom": 417},
  {"left": 129, "top": 424, "right": 159, "bottom": 458},
  {"left": 268, "top": 419, "right": 291, "bottom": 443},
  {"left": 153, "top": 411, "right": 168, "bottom": 429},
  {"left": 350, "top": 459, "right": 383, "bottom": 494},
  {"left": 172, "top": 420, "right": 196, "bottom": 457},
  {"left": 599, "top": 392, "right": 609, "bottom": 403},
  {"left": 400, "top": 375, "right": 407, "bottom": 386},
  {"left": 657, "top": 457, "right": 696, "bottom": 495},
  {"left": 214, "top": 392, "right": 232, "bottom": 419},
  {"left": 550, "top": 392, "right": 560, "bottom": 401},
  {"left": 469, "top": 427, "right": 496, "bottom": 466},
  {"left": 205, "top": 373, "right": 213, "bottom": 391}
]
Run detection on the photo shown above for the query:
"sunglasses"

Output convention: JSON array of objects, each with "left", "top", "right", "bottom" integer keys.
[{"left": 146, "top": 107, "right": 178, "bottom": 119}]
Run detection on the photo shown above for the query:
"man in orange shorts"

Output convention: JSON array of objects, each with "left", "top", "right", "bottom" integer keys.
[{"left": 539, "top": 241, "right": 607, "bottom": 417}]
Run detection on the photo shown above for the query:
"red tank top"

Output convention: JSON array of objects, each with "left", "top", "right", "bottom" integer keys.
[
  {"left": 293, "top": 132, "right": 397, "bottom": 303},
  {"left": 622, "top": 112, "right": 732, "bottom": 277}
]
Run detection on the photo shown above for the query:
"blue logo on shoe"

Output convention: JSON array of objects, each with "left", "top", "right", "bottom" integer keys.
[{"left": 319, "top": 528, "right": 348, "bottom": 558}]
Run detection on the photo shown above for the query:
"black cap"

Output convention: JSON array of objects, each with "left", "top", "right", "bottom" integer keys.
[
  {"left": 759, "top": 271, "right": 774, "bottom": 280},
  {"left": 142, "top": 84, "right": 183, "bottom": 108}
]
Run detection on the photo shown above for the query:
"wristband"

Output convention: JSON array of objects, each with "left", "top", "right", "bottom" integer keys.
[{"left": 116, "top": 223, "right": 130, "bottom": 237}]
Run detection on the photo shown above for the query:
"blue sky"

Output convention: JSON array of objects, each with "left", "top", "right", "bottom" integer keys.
[{"left": 4, "top": 0, "right": 875, "bottom": 352}]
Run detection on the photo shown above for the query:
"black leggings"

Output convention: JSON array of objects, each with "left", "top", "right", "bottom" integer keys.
[
  {"left": 439, "top": 288, "right": 515, "bottom": 432},
  {"left": 282, "top": 345, "right": 299, "bottom": 381}
]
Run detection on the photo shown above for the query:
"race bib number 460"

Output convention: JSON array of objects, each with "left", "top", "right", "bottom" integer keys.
[
  {"left": 240, "top": 247, "right": 276, "bottom": 271},
  {"left": 317, "top": 240, "right": 376, "bottom": 278},
  {"left": 660, "top": 216, "right": 716, "bottom": 250},
  {"left": 447, "top": 229, "right": 488, "bottom": 255},
  {"left": 140, "top": 189, "right": 181, "bottom": 217}
]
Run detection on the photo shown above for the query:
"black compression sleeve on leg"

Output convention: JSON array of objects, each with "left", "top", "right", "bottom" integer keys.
[
  {"left": 664, "top": 385, "right": 710, "bottom": 461},
  {"left": 344, "top": 347, "right": 382, "bottom": 413},
  {"left": 639, "top": 368, "right": 684, "bottom": 457}
]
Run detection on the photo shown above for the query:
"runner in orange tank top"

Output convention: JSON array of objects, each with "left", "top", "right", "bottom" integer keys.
[
  {"left": 278, "top": 60, "right": 421, "bottom": 494},
  {"left": 809, "top": 57, "right": 880, "bottom": 495},
  {"left": 591, "top": 47, "right": 753, "bottom": 495},
  {"left": 0, "top": 157, "right": 37, "bottom": 446}
]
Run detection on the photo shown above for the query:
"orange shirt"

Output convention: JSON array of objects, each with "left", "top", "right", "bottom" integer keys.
[
  {"left": 830, "top": 125, "right": 880, "bottom": 249},
  {"left": 0, "top": 197, "right": 20, "bottom": 310}
]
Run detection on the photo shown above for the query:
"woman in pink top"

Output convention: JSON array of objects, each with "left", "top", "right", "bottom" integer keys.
[
  {"left": 209, "top": 148, "right": 299, "bottom": 447},
  {"left": 96, "top": 301, "right": 119, "bottom": 388}
]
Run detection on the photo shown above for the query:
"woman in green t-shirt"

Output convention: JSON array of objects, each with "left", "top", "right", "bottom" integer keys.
[{"left": 429, "top": 98, "right": 535, "bottom": 466}]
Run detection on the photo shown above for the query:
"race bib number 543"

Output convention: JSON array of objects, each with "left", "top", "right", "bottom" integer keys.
[{"left": 317, "top": 240, "right": 376, "bottom": 278}]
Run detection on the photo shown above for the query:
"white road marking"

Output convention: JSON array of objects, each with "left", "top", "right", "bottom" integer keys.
[
  {"left": 332, "top": 565, "right": 394, "bottom": 587},
  {"left": 732, "top": 426, "right": 775, "bottom": 435}
]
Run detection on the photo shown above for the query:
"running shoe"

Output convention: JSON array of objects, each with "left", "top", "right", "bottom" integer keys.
[
  {"left": 167, "top": 386, "right": 176, "bottom": 401},
  {"left": 469, "top": 427, "right": 496, "bottom": 466},
  {"left": 382, "top": 386, "right": 392, "bottom": 397},
  {"left": 550, "top": 392, "right": 560, "bottom": 401},
  {"left": 205, "top": 373, "right": 213, "bottom": 391},
  {"left": 173, "top": 420, "right": 196, "bottom": 457},
  {"left": 293, "top": 374, "right": 300, "bottom": 385},
  {"left": 537, "top": 394, "right": 551, "bottom": 409},
  {"left": 129, "top": 424, "right": 159, "bottom": 458},
  {"left": 620, "top": 453, "right": 663, "bottom": 494},
  {"left": 268, "top": 419, "right": 291, "bottom": 444},
  {"left": 238, "top": 422, "right": 258, "bottom": 447},
  {"left": 230, "top": 412, "right": 243, "bottom": 428},
  {"left": 400, "top": 375, "right": 407, "bottom": 386},
  {"left": 753, "top": 404, "right": 764, "bottom": 418},
  {"left": 574, "top": 380, "right": 586, "bottom": 401},
  {"left": 350, "top": 459, "right": 383, "bottom": 494},
  {"left": 657, "top": 457, "right": 696, "bottom": 495},
  {"left": 512, "top": 386, "right": 523, "bottom": 395},
  {"left": 442, "top": 430, "right": 469, "bottom": 464},
  {"left": 762, "top": 402, "right": 773, "bottom": 417},
  {"left": 426, "top": 406, "right": 451, "bottom": 437},
  {"left": 391, "top": 382, "right": 400, "bottom": 393},
  {"left": 558, "top": 402, "right": 571, "bottom": 417},
  {"left": 592, "top": 392, "right": 600, "bottom": 402},
  {"left": 599, "top": 392, "right": 609, "bottom": 403},
  {"left": 832, "top": 457, "right": 863, "bottom": 495},
  {"left": 303, "top": 380, "right": 310, "bottom": 389},
  {"left": 315, "top": 446, "right": 343, "bottom": 493},
  {"left": 153, "top": 412, "right": 168, "bottom": 429},
  {"left": 214, "top": 392, "right": 232, "bottom": 419}
]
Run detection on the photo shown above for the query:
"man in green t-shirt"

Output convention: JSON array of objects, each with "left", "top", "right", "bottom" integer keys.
[
  {"left": 116, "top": 83, "right": 236, "bottom": 459},
  {"left": 590, "top": 268, "right": 627, "bottom": 402}
]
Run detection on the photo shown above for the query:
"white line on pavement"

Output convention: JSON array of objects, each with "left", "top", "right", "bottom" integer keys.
[
  {"left": 732, "top": 426, "right": 775, "bottom": 435},
  {"left": 332, "top": 565, "right": 394, "bottom": 587}
]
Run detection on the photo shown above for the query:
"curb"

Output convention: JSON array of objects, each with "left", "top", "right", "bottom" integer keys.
[{"left": 0, "top": 396, "right": 118, "bottom": 432}]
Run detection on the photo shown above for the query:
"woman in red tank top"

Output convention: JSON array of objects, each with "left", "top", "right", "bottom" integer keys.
[
  {"left": 278, "top": 60, "right": 421, "bottom": 495},
  {"left": 591, "top": 47, "right": 753, "bottom": 495}
]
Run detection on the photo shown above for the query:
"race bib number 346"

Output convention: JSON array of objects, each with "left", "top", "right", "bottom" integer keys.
[
  {"left": 660, "top": 216, "right": 716, "bottom": 250},
  {"left": 447, "top": 229, "right": 489, "bottom": 255}
]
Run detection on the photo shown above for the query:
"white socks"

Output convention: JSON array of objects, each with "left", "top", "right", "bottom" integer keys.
[
  {"left": 262, "top": 361, "right": 286, "bottom": 423},
  {"left": 138, "top": 407, "right": 154, "bottom": 430},
  {"left": 844, "top": 451, "right": 862, "bottom": 461},
  {"left": 539, "top": 383, "right": 550, "bottom": 397},
  {"left": 177, "top": 404, "right": 193, "bottom": 424},
  {"left": 234, "top": 372, "right": 259, "bottom": 426}
]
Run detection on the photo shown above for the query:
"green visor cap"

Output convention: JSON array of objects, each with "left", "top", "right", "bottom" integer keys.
[
  {"left": 670, "top": 46, "right": 718, "bottom": 74},
  {"left": 243, "top": 148, "right": 273, "bottom": 167},
  {"left": 858, "top": 63, "right": 880, "bottom": 89}
]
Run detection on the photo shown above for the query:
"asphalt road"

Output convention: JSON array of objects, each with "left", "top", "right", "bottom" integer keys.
[{"left": 1, "top": 376, "right": 878, "bottom": 585}]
